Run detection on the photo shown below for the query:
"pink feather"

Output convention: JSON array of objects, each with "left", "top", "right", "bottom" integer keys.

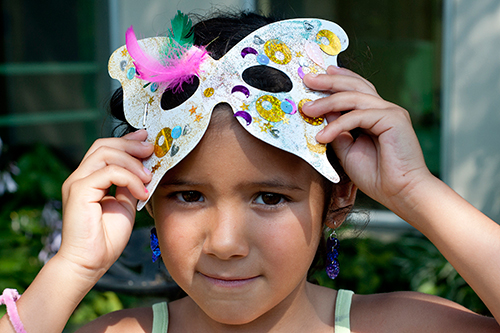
[{"left": 125, "top": 26, "right": 208, "bottom": 92}]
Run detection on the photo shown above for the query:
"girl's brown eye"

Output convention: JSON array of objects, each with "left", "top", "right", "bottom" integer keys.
[
  {"left": 256, "top": 193, "right": 284, "bottom": 205},
  {"left": 177, "top": 191, "right": 203, "bottom": 202}
]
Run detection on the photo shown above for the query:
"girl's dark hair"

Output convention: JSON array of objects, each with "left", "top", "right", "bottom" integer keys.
[{"left": 108, "top": 11, "right": 353, "bottom": 280}]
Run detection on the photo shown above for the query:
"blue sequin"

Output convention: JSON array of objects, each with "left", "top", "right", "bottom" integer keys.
[
  {"left": 171, "top": 126, "right": 182, "bottom": 139},
  {"left": 326, "top": 232, "right": 340, "bottom": 279},
  {"left": 281, "top": 101, "right": 293, "bottom": 114},
  {"left": 257, "top": 54, "right": 270, "bottom": 65},
  {"left": 150, "top": 228, "right": 161, "bottom": 262},
  {"left": 127, "top": 67, "right": 136, "bottom": 80},
  {"left": 326, "top": 259, "right": 340, "bottom": 279}
]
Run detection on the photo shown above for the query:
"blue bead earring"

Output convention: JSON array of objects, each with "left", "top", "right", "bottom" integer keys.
[
  {"left": 326, "top": 229, "right": 340, "bottom": 279},
  {"left": 150, "top": 227, "right": 161, "bottom": 262}
]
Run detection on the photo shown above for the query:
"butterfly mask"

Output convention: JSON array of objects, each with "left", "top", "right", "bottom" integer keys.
[{"left": 108, "top": 14, "right": 349, "bottom": 210}]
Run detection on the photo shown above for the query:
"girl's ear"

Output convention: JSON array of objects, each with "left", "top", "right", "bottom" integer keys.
[{"left": 324, "top": 181, "right": 358, "bottom": 229}]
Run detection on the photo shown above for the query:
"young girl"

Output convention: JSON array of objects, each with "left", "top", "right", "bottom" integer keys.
[{"left": 2, "top": 12, "right": 500, "bottom": 333}]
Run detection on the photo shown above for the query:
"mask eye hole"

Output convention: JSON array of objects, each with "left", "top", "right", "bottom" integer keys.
[
  {"left": 242, "top": 65, "right": 293, "bottom": 93},
  {"left": 160, "top": 76, "right": 200, "bottom": 110}
]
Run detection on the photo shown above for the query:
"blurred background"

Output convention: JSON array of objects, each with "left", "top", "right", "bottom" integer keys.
[{"left": 1, "top": 0, "right": 499, "bottom": 331}]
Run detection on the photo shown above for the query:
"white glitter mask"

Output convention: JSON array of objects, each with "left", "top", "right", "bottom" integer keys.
[{"left": 108, "top": 17, "right": 349, "bottom": 210}]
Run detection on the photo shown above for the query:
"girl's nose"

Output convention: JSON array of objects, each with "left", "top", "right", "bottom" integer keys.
[{"left": 203, "top": 205, "right": 250, "bottom": 260}]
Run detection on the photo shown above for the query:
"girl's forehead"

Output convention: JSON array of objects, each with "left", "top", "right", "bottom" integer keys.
[{"left": 160, "top": 106, "right": 323, "bottom": 186}]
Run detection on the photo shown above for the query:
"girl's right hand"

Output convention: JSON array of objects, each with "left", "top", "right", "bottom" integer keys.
[{"left": 58, "top": 129, "right": 153, "bottom": 282}]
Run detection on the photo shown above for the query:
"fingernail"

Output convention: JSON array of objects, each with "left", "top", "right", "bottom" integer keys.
[
  {"left": 145, "top": 187, "right": 149, "bottom": 194},
  {"left": 303, "top": 101, "right": 314, "bottom": 108},
  {"left": 308, "top": 73, "right": 318, "bottom": 78},
  {"left": 141, "top": 141, "right": 152, "bottom": 146},
  {"left": 317, "top": 129, "right": 324, "bottom": 137},
  {"left": 143, "top": 166, "right": 151, "bottom": 175}
]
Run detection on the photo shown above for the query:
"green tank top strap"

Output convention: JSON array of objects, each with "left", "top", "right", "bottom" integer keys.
[
  {"left": 151, "top": 290, "right": 354, "bottom": 332},
  {"left": 152, "top": 302, "right": 169, "bottom": 333},
  {"left": 335, "top": 289, "right": 354, "bottom": 333}
]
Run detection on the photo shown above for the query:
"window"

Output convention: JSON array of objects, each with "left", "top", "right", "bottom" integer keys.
[
  {"left": 260, "top": 0, "right": 442, "bottom": 176},
  {"left": 0, "top": 0, "right": 110, "bottom": 165}
]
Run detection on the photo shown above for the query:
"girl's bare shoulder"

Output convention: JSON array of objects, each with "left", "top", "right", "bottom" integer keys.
[
  {"left": 76, "top": 306, "right": 153, "bottom": 333},
  {"left": 351, "top": 291, "right": 499, "bottom": 332}
]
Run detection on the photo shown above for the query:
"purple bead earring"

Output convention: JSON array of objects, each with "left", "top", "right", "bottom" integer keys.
[
  {"left": 326, "top": 229, "right": 340, "bottom": 279},
  {"left": 150, "top": 227, "right": 161, "bottom": 262}
]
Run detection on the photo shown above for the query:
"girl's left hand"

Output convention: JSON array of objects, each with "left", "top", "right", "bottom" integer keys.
[{"left": 302, "top": 66, "right": 434, "bottom": 213}]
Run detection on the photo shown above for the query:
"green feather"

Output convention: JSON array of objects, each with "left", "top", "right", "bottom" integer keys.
[{"left": 168, "top": 10, "right": 194, "bottom": 47}]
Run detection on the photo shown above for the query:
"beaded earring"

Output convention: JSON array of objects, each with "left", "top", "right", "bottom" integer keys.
[
  {"left": 326, "top": 229, "right": 340, "bottom": 279},
  {"left": 150, "top": 227, "right": 161, "bottom": 262}
]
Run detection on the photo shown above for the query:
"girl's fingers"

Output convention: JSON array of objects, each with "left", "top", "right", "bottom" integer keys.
[
  {"left": 68, "top": 165, "right": 149, "bottom": 205},
  {"left": 303, "top": 67, "right": 378, "bottom": 96},
  {"left": 326, "top": 66, "right": 378, "bottom": 91},
  {"left": 302, "top": 91, "right": 393, "bottom": 118},
  {"left": 81, "top": 129, "right": 152, "bottom": 162},
  {"left": 69, "top": 145, "right": 152, "bottom": 184},
  {"left": 315, "top": 107, "right": 411, "bottom": 144}
]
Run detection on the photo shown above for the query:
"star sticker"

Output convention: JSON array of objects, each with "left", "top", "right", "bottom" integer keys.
[
  {"left": 121, "top": 49, "right": 128, "bottom": 57},
  {"left": 189, "top": 106, "right": 197, "bottom": 115},
  {"left": 240, "top": 103, "right": 249, "bottom": 111},
  {"left": 296, "top": 51, "right": 303, "bottom": 57},
  {"left": 264, "top": 122, "right": 273, "bottom": 130},
  {"left": 148, "top": 96, "right": 154, "bottom": 105},
  {"left": 259, "top": 124, "right": 268, "bottom": 132},
  {"left": 253, "top": 117, "right": 261, "bottom": 124},
  {"left": 282, "top": 117, "right": 290, "bottom": 124},
  {"left": 194, "top": 114, "right": 203, "bottom": 122},
  {"left": 151, "top": 161, "right": 161, "bottom": 173},
  {"left": 309, "top": 66, "right": 319, "bottom": 74}
]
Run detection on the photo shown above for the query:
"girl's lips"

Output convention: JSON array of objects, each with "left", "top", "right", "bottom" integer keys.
[{"left": 200, "top": 272, "right": 259, "bottom": 287}]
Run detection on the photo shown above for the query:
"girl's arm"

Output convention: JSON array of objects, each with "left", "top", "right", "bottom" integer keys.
[
  {"left": 0, "top": 130, "right": 153, "bottom": 333},
  {"left": 303, "top": 67, "right": 500, "bottom": 327}
]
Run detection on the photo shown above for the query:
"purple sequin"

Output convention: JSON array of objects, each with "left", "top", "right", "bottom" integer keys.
[{"left": 326, "top": 260, "right": 340, "bottom": 279}]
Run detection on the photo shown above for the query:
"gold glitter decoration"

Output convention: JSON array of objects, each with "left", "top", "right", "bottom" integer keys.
[
  {"left": 240, "top": 103, "right": 249, "bottom": 111},
  {"left": 203, "top": 87, "right": 214, "bottom": 97},
  {"left": 264, "top": 39, "right": 292, "bottom": 65},
  {"left": 151, "top": 161, "right": 161, "bottom": 173},
  {"left": 296, "top": 51, "right": 303, "bottom": 57},
  {"left": 194, "top": 114, "right": 203, "bottom": 122},
  {"left": 154, "top": 128, "right": 173, "bottom": 158},
  {"left": 316, "top": 30, "right": 341, "bottom": 56},
  {"left": 309, "top": 66, "right": 319, "bottom": 74},
  {"left": 121, "top": 49, "right": 128, "bottom": 57},
  {"left": 189, "top": 106, "right": 197, "bottom": 115},
  {"left": 255, "top": 95, "right": 285, "bottom": 122},
  {"left": 305, "top": 135, "right": 327, "bottom": 154},
  {"left": 148, "top": 96, "right": 154, "bottom": 105},
  {"left": 298, "top": 99, "right": 324, "bottom": 126}
]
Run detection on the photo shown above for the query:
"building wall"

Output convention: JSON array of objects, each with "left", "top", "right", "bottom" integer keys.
[
  {"left": 109, "top": 0, "right": 255, "bottom": 51},
  {"left": 442, "top": 0, "right": 500, "bottom": 222}
]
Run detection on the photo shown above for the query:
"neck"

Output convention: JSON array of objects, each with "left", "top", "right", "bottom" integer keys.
[{"left": 170, "top": 281, "right": 336, "bottom": 333}]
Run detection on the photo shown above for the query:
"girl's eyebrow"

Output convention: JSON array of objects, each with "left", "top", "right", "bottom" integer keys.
[
  {"left": 159, "top": 178, "right": 200, "bottom": 187},
  {"left": 160, "top": 177, "right": 305, "bottom": 191},
  {"left": 241, "top": 180, "right": 305, "bottom": 192}
]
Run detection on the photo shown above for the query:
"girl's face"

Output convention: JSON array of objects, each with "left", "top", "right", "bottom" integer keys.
[{"left": 151, "top": 106, "right": 327, "bottom": 325}]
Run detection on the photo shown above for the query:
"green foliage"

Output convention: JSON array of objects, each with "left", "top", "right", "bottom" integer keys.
[
  {"left": 313, "top": 231, "right": 489, "bottom": 315},
  {"left": 0, "top": 144, "right": 72, "bottom": 318},
  {"left": 66, "top": 291, "right": 123, "bottom": 329}
]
